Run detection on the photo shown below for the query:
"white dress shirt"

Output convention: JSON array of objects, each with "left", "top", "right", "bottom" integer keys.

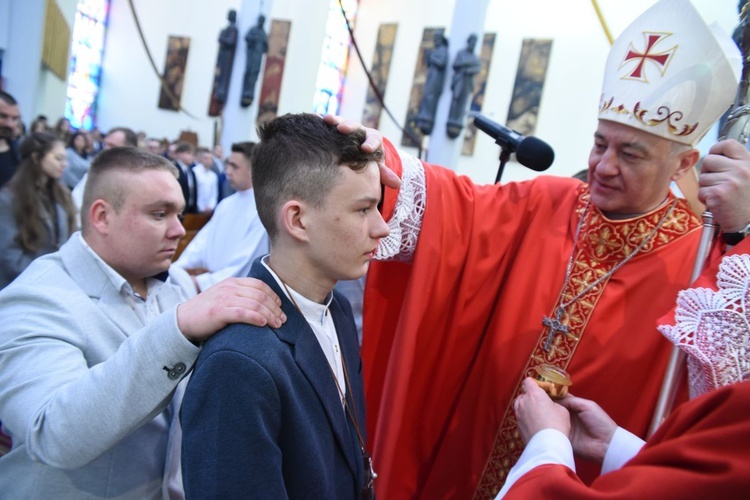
[
  {"left": 192, "top": 165, "right": 219, "bottom": 212},
  {"left": 262, "top": 258, "right": 346, "bottom": 406}
]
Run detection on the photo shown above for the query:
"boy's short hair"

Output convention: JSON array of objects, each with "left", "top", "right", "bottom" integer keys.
[{"left": 252, "top": 113, "right": 382, "bottom": 240}]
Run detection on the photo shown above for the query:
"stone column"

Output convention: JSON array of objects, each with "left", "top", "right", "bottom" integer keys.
[{"left": 425, "top": 0, "right": 490, "bottom": 169}]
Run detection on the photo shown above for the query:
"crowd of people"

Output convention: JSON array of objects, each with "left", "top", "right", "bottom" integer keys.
[
  {"left": 0, "top": 91, "right": 237, "bottom": 291},
  {"left": 0, "top": 0, "right": 749, "bottom": 498}
]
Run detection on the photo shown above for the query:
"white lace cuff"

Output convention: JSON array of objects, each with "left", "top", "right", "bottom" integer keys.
[
  {"left": 374, "top": 149, "right": 426, "bottom": 262},
  {"left": 657, "top": 253, "right": 750, "bottom": 398}
]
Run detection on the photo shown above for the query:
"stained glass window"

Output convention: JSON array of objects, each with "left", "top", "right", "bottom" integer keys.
[
  {"left": 312, "top": 0, "right": 358, "bottom": 115},
  {"left": 64, "top": 0, "right": 110, "bottom": 131}
]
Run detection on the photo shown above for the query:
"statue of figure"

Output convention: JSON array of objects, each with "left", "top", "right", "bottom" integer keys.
[
  {"left": 447, "top": 34, "right": 481, "bottom": 138},
  {"left": 733, "top": 0, "right": 750, "bottom": 47},
  {"left": 241, "top": 15, "right": 269, "bottom": 108},
  {"left": 416, "top": 33, "right": 449, "bottom": 135},
  {"left": 213, "top": 9, "right": 238, "bottom": 106}
]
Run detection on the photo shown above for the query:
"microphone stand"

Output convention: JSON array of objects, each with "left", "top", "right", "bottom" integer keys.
[{"left": 494, "top": 146, "right": 511, "bottom": 184}]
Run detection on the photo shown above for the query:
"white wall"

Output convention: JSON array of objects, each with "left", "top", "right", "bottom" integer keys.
[
  {"left": 97, "top": 0, "right": 331, "bottom": 147},
  {"left": 339, "top": 0, "right": 456, "bottom": 132},
  {"left": 0, "top": 0, "right": 10, "bottom": 51},
  {"left": 97, "top": 0, "right": 239, "bottom": 144},
  {"left": 29, "top": 0, "right": 738, "bottom": 176},
  {"left": 268, "top": 0, "right": 329, "bottom": 121},
  {"left": 342, "top": 0, "right": 739, "bottom": 184},
  {"left": 1, "top": 0, "right": 46, "bottom": 124}
]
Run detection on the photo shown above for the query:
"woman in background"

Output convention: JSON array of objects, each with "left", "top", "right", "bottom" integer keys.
[
  {"left": 0, "top": 132, "right": 77, "bottom": 289},
  {"left": 62, "top": 130, "right": 92, "bottom": 189},
  {"left": 29, "top": 115, "right": 49, "bottom": 134},
  {"left": 53, "top": 117, "right": 72, "bottom": 143}
]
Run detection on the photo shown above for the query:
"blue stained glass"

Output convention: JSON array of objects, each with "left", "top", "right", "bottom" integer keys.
[
  {"left": 64, "top": 0, "right": 110, "bottom": 130},
  {"left": 312, "top": 0, "right": 358, "bottom": 115}
]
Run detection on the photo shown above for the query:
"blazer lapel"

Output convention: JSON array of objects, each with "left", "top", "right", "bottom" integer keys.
[
  {"left": 60, "top": 235, "right": 143, "bottom": 336},
  {"left": 250, "top": 262, "right": 359, "bottom": 476},
  {"left": 330, "top": 295, "right": 366, "bottom": 441}
]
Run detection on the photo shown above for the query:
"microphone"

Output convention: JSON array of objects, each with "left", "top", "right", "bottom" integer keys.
[{"left": 473, "top": 114, "right": 555, "bottom": 172}]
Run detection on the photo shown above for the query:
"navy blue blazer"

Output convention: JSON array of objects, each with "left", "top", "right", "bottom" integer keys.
[
  {"left": 176, "top": 161, "right": 199, "bottom": 213},
  {"left": 181, "top": 260, "right": 366, "bottom": 499}
]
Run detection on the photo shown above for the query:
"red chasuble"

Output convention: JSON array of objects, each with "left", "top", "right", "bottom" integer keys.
[
  {"left": 362, "top": 140, "right": 703, "bottom": 499},
  {"left": 504, "top": 381, "right": 750, "bottom": 499}
]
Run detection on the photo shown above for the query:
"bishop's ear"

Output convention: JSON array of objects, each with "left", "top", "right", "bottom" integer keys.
[{"left": 672, "top": 148, "right": 700, "bottom": 182}]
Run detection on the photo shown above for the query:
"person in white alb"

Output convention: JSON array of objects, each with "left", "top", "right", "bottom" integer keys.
[{"left": 174, "top": 141, "right": 269, "bottom": 292}]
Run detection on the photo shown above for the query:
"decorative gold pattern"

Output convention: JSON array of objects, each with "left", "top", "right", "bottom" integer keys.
[
  {"left": 599, "top": 96, "right": 699, "bottom": 137},
  {"left": 473, "top": 186, "right": 701, "bottom": 499}
]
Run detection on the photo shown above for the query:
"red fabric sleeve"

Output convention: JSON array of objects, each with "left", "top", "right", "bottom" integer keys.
[{"left": 505, "top": 382, "right": 750, "bottom": 499}]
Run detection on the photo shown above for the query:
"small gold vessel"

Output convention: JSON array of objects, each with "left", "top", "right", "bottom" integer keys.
[{"left": 533, "top": 364, "right": 572, "bottom": 399}]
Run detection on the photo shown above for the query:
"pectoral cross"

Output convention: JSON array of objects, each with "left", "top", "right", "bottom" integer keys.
[{"left": 542, "top": 307, "right": 570, "bottom": 352}]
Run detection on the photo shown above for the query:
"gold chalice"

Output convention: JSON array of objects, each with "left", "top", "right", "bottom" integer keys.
[{"left": 533, "top": 364, "right": 572, "bottom": 399}]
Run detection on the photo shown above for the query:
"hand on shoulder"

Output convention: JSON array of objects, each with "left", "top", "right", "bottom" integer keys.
[{"left": 176, "top": 277, "right": 286, "bottom": 343}]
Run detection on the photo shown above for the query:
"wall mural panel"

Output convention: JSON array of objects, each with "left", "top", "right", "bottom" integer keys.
[
  {"left": 257, "top": 19, "right": 292, "bottom": 125},
  {"left": 505, "top": 38, "right": 553, "bottom": 137},
  {"left": 158, "top": 35, "right": 191, "bottom": 111},
  {"left": 401, "top": 27, "right": 445, "bottom": 148},
  {"left": 362, "top": 23, "right": 398, "bottom": 129},
  {"left": 462, "top": 33, "right": 496, "bottom": 156}
]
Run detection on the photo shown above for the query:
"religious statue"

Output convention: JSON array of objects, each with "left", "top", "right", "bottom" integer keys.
[
  {"left": 447, "top": 34, "right": 481, "bottom": 138},
  {"left": 733, "top": 0, "right": 750, "bottom": 47},
  {"left": 241, "top": 15, "right": 269, "bottom": 108},
  {"left": 208, "top": 9, "right": 239, "bottom": 116},
  {"left": 416, "top": 33, "right": 449, "bottom": 136}
]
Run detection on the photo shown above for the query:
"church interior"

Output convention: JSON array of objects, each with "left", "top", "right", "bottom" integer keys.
[
  {"left": 0, "top": 0, "right": 739, "bottom": 184},
  {"left": 1, "top": 1, "right": 750, "bottom": 497}
]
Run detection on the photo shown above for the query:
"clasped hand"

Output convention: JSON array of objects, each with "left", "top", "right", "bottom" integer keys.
[{"left": 514, "top": 377, "right": 617, "bottom": 464}]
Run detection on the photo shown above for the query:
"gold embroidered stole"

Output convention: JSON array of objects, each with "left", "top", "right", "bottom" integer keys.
[{"left": 473, "top": 188, "right": 701, "bottom": 499}]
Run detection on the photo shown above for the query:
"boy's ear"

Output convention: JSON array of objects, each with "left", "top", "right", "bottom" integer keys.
[{"left": 280, "top": 200, "right": 309, "bottom": 242}]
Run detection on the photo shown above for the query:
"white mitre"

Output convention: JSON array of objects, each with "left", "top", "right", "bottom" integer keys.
[
  {"left": 599, "top": 0, "right": 742, "bottom": 146},
  {"left": 658, "top": 254, "right": 750, "bottom": 398}
]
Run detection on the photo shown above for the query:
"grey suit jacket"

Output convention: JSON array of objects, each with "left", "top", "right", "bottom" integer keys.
[{"left": 0, "top": 233, "right": 199, "bottom": 499}]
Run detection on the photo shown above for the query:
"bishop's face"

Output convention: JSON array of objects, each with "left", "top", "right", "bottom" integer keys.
[{"left": 587, "top": 120, "right": 693, "bottom": 217}]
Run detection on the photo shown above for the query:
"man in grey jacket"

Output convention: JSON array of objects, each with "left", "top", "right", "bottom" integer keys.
[{"left": 0, "top": 147, "right": 285, "bottom": 499}]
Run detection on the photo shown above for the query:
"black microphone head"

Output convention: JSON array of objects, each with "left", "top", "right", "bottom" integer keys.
[{"left": 516, "top": 136, "right": 555, "bottom": 172}]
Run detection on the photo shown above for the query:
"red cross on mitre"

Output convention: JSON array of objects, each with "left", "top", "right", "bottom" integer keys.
[{"left": 619, "top": 32, "right": 677, "bottom": 82}]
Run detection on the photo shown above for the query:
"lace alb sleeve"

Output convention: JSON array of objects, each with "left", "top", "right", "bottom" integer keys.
[
  {"left": 374, "top": 150, "right": 426, "bottom": 263},
  {"left": 657, "top": 254, "right": 750, "bottom": 398}
]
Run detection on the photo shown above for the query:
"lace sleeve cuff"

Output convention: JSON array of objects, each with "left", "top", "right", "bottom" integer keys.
[{"left": 374, "top": 150, "right": 426, "bottom": 262}]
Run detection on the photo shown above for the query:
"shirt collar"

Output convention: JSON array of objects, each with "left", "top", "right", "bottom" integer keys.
[
  {"left": 261, "top": 256, "right": 333, "bottom": 325},
  {"left": 78, "top": 232, "right": 169, "bottom": 298}
]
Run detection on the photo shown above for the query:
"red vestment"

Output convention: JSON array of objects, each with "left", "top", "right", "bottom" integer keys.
[
  {"left": 503, "top": 380, "right": 750, "bottom": 499},
  {"left": 363, "top": 141, "right": 702, "bottom": 499}
]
